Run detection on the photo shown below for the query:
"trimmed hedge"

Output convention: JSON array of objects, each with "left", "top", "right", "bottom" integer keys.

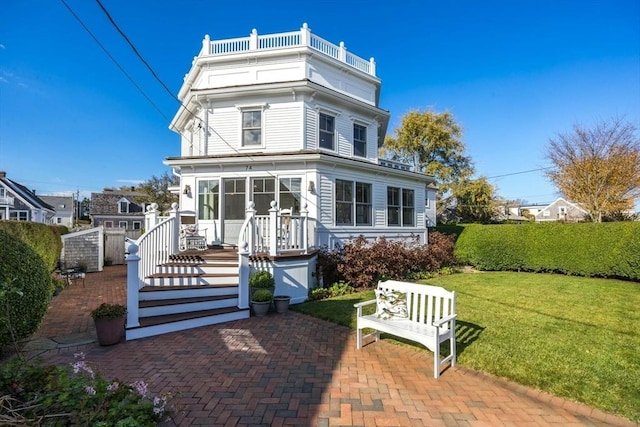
[
  {"left": 454, "top": 222, "right": 640, "bottom": 281},
  {"left": 0, "top": 230, "right": 52, "bottom": 349},
  {"left": 0, "top": 221, "right": 63, "bottom": 272}
]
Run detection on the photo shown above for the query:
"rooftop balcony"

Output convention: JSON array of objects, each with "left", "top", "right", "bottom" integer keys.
[
  {"left": 0, "top": 195, "right": 15, "bottom": 206},
  {"left": 198, "top": 23, "right": 376, "bottom": 77}
]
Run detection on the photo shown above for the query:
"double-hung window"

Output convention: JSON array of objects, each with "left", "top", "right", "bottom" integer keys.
[
  {"left": 319, "top": 113, "right": 335, "bottom": 150},
  {"left": 353, "top": 123, "right": 367, "bottom": 157},
  {"left": 242, "top": 110, "right": 262, "bottom": 146},
  {"left": 118, "top": 199, "right": 129, "bottom": 214},
  {"left": 335, "top": 179, "right": 371, "bottom": 226},
  {"left": 387, "top": 187, "right": 415, "bottom": 226}
]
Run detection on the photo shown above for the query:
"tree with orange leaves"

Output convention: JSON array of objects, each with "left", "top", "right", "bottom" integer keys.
[{"left": 545, "top": 118, "right": 640, "bottom": 222}]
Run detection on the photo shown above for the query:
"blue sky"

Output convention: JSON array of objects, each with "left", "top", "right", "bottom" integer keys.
[{"left": 1, "top": 0, "right": 638, "bottom": 207}]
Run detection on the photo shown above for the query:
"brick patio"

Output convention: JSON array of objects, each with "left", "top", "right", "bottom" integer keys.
[{"left": 20, "top": 265, "right": 637, "bottom": 427}]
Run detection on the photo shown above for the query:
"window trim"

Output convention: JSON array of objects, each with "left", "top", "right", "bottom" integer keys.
[
  {"left": 118, "top": 221, "right": 128, "bottom": 229},
  {"left": 237, "top": 103, "right": 268, "bottom": 149},
  {"left": 118, "top": 198, "right": 130, "bottom": 214},
  {"left": 387, "top": 186, "right": 415, "bottom": 227},
  {"left": 335, "top": 179, "right": 372, "bottom": 227}
]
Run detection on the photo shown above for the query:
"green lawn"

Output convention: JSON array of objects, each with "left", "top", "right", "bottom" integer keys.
[{"left": 291, "top": 272, "right": 640, "bottom": 423}]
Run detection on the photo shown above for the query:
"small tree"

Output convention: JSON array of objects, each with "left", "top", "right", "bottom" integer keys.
[
  {"left": 451, "top": 177, "right": 499, "bottom": 223},
  {"left": 139, "top": 171, "right": 179, "bottom": 214},
  {"left": 545, "top": 118, "right": 640, "bottom": 222}
]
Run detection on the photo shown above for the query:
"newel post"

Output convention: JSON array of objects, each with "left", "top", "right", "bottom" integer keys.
[
  {"left": 145, "top": 203, "right": 158, "bottom": 231},
  {"left": 339, "top": 41, "right": 347, "bottom": 62},
  {"left": 169, "top": 203, "right": 180, "bottom": 254},
  {"left": 300, "top": 22, "right": 310, "bottom": 46},
  {"left": 237, "top": 241, "right": 250, "bottom": 309},
  {"left": 125, "top": 242, "right": 140, "bottom": 329},
  {"left": 245, "top": 202, "right": 256, "bottom": 252},
  {"left": 369, "top": 57, "right": 376, "bottom": 76},
  {"left": 249, "top": 28, "right": 258, "bottom": 50},
  {"left": 301, "top": 204, "right": 309, "bottom": 254},
  {"left": 268, "top": 201, "right": 278, "bottom": 256},
  {"left": 201, "top": 34, "right": 211, "bottom": 55}
]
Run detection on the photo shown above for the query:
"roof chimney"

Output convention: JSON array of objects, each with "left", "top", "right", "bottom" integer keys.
[{"left": 0, "top": 171, "right": 5, "bottom": 178}]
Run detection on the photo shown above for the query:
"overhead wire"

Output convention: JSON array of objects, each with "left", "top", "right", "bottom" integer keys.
[{"left": 59, "top": 0, "right": 171, "bottom": 122}]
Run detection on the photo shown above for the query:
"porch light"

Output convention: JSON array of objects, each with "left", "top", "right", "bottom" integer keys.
[
  {"left": 308, "top": 181, "right": 315, "bottom": 192},
  {"left": 183, "top": 185, "right": 191, "bottom": 195}
]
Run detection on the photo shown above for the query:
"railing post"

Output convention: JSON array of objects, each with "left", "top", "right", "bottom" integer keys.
[
  {"left": 168, "top": 203, "right": 180, "bottom": 254},
  {"left": 201, "top": 34, "right": 210, "bottom": 55},
  {"left": 301, "top": 204, "right": 309, "bottom": 254},
  {"left": 339, "top": 41, "right": 347, "bottom": 62},
  {"left": 125, "top": 242, "right": 140, "bottom": 329},
  {"left": 249, "top": 28, "right": 258, "bottom": 50},
  {"left": 300, "top": 22, "right": 310, "bottom": 46},
  {"left": 369, "top": 57, "right": 376, "bottom": 76},
  {"left": 245, "top": 202, "right": 256, "bottom": 253},
  {"left": 269, "top": 201, "right": 278, "bottom": 256},
  {"left": 145, "top": 203, "right": 158, "bottom": 231},
  {"left": 238, "top": 241, "right": 250, "bottom": 309}
]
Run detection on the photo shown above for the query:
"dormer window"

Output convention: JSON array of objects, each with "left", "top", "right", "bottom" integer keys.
[
  {"left": 118, "top": 198, "right": 130, "bottom": 213},
  {"left": 319, "top": 113, "right": 335, "bottom": 150}
]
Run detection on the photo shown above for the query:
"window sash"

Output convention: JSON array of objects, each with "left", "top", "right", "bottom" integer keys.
[
  {"left": 319, "top": 113, "right": 335, "bottom": 150},
  {"left": 224, "top": 178, "right": 246, "bottom": 220},
  {"left": 353, "top": 123, "right": 367, "bottom": 157},
  {"left": 335, "top": 179, "right": 353, "bottom": 225},
  {"left": 387, "top": 187, "right": 400, "bottom": 226},
  {"left": 242, "top": 110, "right": 262, "bottom": 146},
  {"left": 119, "top": 201, "right": 128, "bottom": 213},
  {"left": 279, "top": 178, "right": 301, "bottom": 214},
  {"left": 252, "top": 177, "right": 275, "bottom": 215},
  {"left": 355, "top": 182, "right": 371, "bottom": 226},
  {"left": 402, "top": 189, "right": 415, "bottom": 226}
]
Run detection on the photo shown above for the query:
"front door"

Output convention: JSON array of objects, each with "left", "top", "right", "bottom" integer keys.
[{"left": 222, "top": 178, "right": 246, "bottom": 245}]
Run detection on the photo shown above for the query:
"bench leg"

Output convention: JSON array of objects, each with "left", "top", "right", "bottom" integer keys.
[{"left": 356, "top": 327, "right": 362, "bottom": 349}]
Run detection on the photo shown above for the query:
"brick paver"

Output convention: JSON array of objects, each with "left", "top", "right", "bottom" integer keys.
[{"left": 27, "top": 266, "right": 637, "bottom": 426}]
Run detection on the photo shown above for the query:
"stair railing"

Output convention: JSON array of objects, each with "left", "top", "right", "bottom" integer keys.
[{"left": 125, "top": 203, "right": 180, "bottom": 329}]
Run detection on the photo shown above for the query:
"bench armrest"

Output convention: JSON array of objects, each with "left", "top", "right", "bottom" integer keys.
[
  {"left": 432, "top": 314, "right": 457, "bottom": 328},
  {"left": 354, "top": 299, "right": 377, "bottom": 317},
  {"left": 353, "top": 299, "right": 376, "bottom": 309}
]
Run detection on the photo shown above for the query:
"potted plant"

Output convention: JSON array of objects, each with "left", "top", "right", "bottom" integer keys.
[
  {"left": 251, "top": 289, "right": 273, "bottom": 317},
  {"left": 249, "top": 270, "right": 275, "bottom": 299},
  {"left": 91, "top": 303, "right": 126, "bottom": 346},
  {"left": 273, "top": 295, "right": 291, "bottom": 314}
]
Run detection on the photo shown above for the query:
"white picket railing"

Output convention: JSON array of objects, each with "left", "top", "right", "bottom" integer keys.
[{"left": 200, "top": 23, "right": 375, "bottom": 76}]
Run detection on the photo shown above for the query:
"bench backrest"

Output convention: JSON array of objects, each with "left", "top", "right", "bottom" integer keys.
[{"left": 377, "top": 280, "right": 456, "bottom": 330}]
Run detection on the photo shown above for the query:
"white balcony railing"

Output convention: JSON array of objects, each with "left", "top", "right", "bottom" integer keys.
[
  {"left": 0, "top": 196, "right": 15, "bottom": 206},
  {"left": 201, "top": 23, "right": 376, "bottom": 76}
]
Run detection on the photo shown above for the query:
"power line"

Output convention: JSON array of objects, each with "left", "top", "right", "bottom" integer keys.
[
  {"left": 94, "top": 0, "right": 177, "bottom": 103},
  {"left": 486, "top": 167, "right": 554, "bottom": 180},
  {"left": 60, "top": 0, "right": 171, "bottom": 122}
]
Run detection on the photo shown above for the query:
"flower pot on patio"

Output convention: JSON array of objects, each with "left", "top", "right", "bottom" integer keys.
[
  {"left": 251, "top": 289, "right": 273, "bottom": 317},
  {"left": 91, "top": 303, "right": 126, "bottom": 346},
  {"left": 273, "top": 295, "right": 291, "bottom": 314}
]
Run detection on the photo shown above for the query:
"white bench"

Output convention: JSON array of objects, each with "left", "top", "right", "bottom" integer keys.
[{"left": 354, "top": 279, "right": 457, "bottom": 378}]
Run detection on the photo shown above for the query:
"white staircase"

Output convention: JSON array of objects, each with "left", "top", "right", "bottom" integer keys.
[{"left": 125, "top": 248, "right": 250, "bottom": 340}]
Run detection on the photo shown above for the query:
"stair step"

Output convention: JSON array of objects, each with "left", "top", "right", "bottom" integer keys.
[
  {"left": 140, "top": 284, "right": 238, "bottom": 300},
  {"left": 126, "top": 307, "right": 250, "bottom": 341},
  {"left": 139, "top": 294, "right": 235, "bottom": 308}
]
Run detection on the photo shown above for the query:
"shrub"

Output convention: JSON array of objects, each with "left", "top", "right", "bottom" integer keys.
[
  {"left": 316, "top": 244, "right": 345, "bottom": 286},
  {"left": 338, "top": 233, "right": 456, "bottom": 289},
  {"left": 0, "top": 230, "right": 51, "bottom": 349},
  {"left": 249, "top": 270, "right": 275, "bottom": 289},
  {"left": 455, "top": 222, "right": 640, "bottom": 280},
  {"left": 0, "top": 352, "right": 170, "bottom": 424},
  {"left": 91, "top": 303, "right": 127, "bottom": 320},
  {"left": 251, "top": 289, "right": 273, "bottom": 302},
  {"left": 0, "top": 220, "right": 62, "bottom": 272}
]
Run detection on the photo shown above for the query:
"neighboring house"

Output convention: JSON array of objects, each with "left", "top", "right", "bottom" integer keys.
[
  {"left": 0, "top": 171, "right": 55, "bottom": 223},
  {"left": 90, "top": 189, "right": 148, "bottom": 230},
  {"left": 166, "top": 24, "right": 436, "bottom": 248},
  {"left": 520, "top": 197, "right": 588, "bottom": 222},
  {"left": 40, "top": 195, "right": 75, "bottom": 227}
]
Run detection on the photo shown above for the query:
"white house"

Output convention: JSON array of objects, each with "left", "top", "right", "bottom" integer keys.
[
  {"left": 125, "top": 24, "right": 436, "bottom": 340},
  {"left": 40, "top": 195, "right": 75, "bottom": 227},
  {"left": 520, "top": 197, "right": 588, "bottom": 222},
  {"left": 0, "top": 171, "right": 55, "bottom": 223},
  {"left": 165, "top": 23, "right": 436, "bottom": 248}
]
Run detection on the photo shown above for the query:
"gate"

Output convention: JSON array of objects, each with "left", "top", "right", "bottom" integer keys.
[{"left": 104, "top": 229, "right": 142, "bottom": 265}]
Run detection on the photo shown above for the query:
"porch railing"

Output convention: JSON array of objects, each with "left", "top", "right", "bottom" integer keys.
[
  {"left": 201, "top": 23, "right": 376, "bottom": 76},
  {"left": 238, "top": 201, "right": 309, "bottom": 257}
]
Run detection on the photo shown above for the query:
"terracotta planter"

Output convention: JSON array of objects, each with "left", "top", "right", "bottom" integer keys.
[
  {"left": 273, "top": 295, "right": 291, "bottom": 314},
  {"left": 94, "top": 316, "right": 125, "bottom": 346}
]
